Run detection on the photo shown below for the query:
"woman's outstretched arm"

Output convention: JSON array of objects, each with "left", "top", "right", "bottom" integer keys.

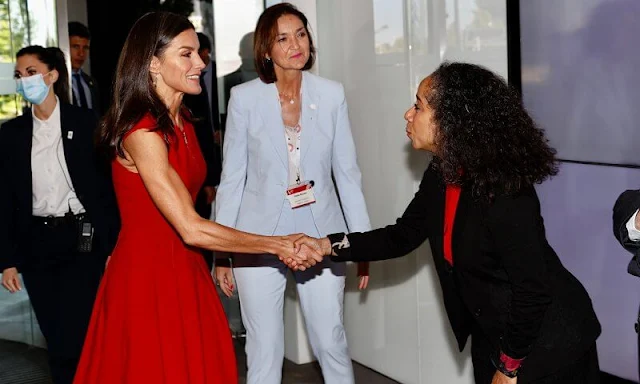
[{"left": 122, "top": 129, "right": 320, "bottom": 268}]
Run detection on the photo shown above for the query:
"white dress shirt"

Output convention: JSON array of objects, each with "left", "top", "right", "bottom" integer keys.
[
  {"left": 284, "top": 123, "right": 302, "bottom": 186},
  {"left": 626, "top": 210, "right": 640, "bottom": 241},
  {"left": 31, "top": 97, "right": 85, "bottom": 216}
]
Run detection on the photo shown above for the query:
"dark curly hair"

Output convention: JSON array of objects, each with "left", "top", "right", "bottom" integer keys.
[{"left": 425, "top": 62, "right": 558, "bottom": 200}]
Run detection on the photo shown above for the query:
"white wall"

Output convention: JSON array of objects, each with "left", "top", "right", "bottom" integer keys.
[{"left": 313, "top": 0, "right": 507, "bottom": 382}]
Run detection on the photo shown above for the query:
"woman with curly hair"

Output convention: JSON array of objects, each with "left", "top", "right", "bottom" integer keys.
[{"left": 293, "top": 62, "right": 601, "bottom": 383}]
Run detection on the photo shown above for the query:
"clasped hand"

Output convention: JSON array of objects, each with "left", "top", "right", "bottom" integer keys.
[{"left": 277, "top": 234, "right": 328, "bottom": 271}]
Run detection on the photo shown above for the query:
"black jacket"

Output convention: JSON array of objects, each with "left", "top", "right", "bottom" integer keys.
[
  {"left": 612, "top": 189, "right": 640, "bottom": 277},
  {"left": 0, "top": 103, "right": 119, "bottom": 271},
  {"left": 332, "top": 162, "right": 601, "bottom": 381}
]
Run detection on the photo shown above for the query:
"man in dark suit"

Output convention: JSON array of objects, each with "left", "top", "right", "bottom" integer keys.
[
  {"left": 221, "top": 32, "right": 258, "bottom": 140},
  {"left": 612, "top": 190, "right": 640, "bottom": 380},
  {"left": 0, "top": 102, "right": 119, "bottom": 384},
  {"left": 183, "top": 32, "right": 222, "bottom": 271},
  {"left": 222, "top": 32, "right": 259, "bottom": 109},
  {"left": 68, "top": 22, "right": 101, "bottom": 116}
]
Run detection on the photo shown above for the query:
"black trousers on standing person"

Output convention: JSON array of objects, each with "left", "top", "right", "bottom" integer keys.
[{"left": 21, "top": 215, "right": 104, "bottom": 384}]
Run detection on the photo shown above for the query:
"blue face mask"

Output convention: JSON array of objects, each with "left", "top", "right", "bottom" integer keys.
[{"left": 16, "top": 73, "right": 51, "bottom": 105}]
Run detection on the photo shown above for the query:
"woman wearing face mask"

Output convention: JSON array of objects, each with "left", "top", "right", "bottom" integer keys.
[
  {"left": 215, "top": 3, "right": 371, "bottom": 383},
  {"left": 0, "top": 45, "right": 119, "bottom": 384}
]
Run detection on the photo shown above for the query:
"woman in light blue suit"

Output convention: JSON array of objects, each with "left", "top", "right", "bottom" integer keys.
[{"left": 215, "top": 3, "right": 371, "bottom": 384}]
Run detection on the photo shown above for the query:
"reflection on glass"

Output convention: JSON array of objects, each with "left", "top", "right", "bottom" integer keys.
[
  {"left": 7, "top": 0, "right": 31, "bottom": 60},
  {"left": 374, "top": 0, "right": 405, "bottom": 54},
  {"left": 222, "top": 32, "right": 257, "bottom": 107},
  {"left": 371, "top": 0, "right": 506, "bottom": 92},
  {"left": 0, "top": 1, "right": 12, "bottom": 63},
  {"left": 190, "top": 0, "right": 214, "bottom": 42},
  {"left": 406, "top": 0, "right": 507, "bottom": 92},
  {"left": 446, "top": 0, "right": 507, "bottom": 75},
  {"left": 25, "top": 0, "right": 58, "bottom": 47},
  {"left": 214, "top": 0, "right": 263, "bottom": 114},
  {"left": 0, "top": 93, "right": 19, "bottom": 120}
]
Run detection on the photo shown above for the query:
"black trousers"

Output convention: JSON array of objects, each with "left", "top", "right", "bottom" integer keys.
[
  {"left": 471, "top": 331, "right": 600, "bottom": 384},
  {"left": 22, "top": 217, "right": 104, "bottom": 384}
]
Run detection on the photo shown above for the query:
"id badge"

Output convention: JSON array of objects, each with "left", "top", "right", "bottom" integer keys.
[{"left": 286, "top": 181, "right": 316, "bottom": 208}]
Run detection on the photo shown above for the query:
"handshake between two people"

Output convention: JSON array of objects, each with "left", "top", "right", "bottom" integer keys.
[
  {"left": 215, "top": 233, "right": 369, "bottom": 297},
  {"left": 276, "top": 234, "right": 332, "bottom": 271}
]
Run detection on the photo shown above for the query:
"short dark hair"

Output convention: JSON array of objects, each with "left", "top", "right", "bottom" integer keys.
[
  {"left": 99, "top": 12, "right": 195, "bottom": 159},
  {"left": 16, "top": 45, "right": 71, "bottom": 104},
  {"left": 68, "top": 21, "right": 91, "bottom": 40},
  {"left": 426, "top": 62, "right": 558, "bottom": 200},
  {"left": 197, "top": 32, "right": 211, "bottom": 53},
  {"left": 253, "top": 2, "right": 315, "bottom": 83}
]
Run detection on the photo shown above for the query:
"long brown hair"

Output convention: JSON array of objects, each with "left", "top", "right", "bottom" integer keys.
[{"left": 98, "top": 11, "right": 194, "bottom": 159}]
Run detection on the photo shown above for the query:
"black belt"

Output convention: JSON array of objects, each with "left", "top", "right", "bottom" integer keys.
[{"left": 31, "top": 213, "right": 85, "bottom": 228}]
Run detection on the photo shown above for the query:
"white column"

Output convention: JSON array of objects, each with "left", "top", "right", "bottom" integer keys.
[{"left": 56, "top": 0, "right": 71, "bottom": 98}]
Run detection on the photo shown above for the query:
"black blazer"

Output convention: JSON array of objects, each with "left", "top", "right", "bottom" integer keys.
[
  {"left": 0, "top": 103, "right": 119, "bottom": 271},
  {"left": 333, "top": 162, "right": 600, "bottom": 381},
  {"left": 72, "top": 71, "right": 101, "bottom": 117},
  {"left": 613, "top": 189, "right": 640, "bottom": 277}
]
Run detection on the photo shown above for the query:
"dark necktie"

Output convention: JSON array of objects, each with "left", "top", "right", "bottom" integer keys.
[{"left": 73, "top": 73, "right": 89, "bottom": 108}]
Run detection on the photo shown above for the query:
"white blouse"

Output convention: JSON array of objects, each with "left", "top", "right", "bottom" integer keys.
[{"left": 284, "top": 123, "right": 302, "bottom": 186}]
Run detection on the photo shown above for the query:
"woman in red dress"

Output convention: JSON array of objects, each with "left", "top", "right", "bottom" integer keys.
[{"left": 73, "top": 12, "right": 319, "bottom": 384}]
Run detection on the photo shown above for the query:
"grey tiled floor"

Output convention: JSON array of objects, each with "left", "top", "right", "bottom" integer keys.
[
  {"left": 232, "top": 338, "right": 399, "bottom": 384},
  {"left": 2, "top": 339, "right": 635, "bottom": 384},
  {"left": 0, "top": 339, "right": 399, "bottom": 384}
]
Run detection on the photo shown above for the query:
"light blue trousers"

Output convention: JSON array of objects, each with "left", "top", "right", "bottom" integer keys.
[{"left": 233, "top": 203, "right": 354, "bottom": 384}]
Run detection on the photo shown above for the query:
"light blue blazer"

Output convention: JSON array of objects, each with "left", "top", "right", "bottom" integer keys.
[{"left": 215, "top": 71, "right": 371, "bottom": 237}]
